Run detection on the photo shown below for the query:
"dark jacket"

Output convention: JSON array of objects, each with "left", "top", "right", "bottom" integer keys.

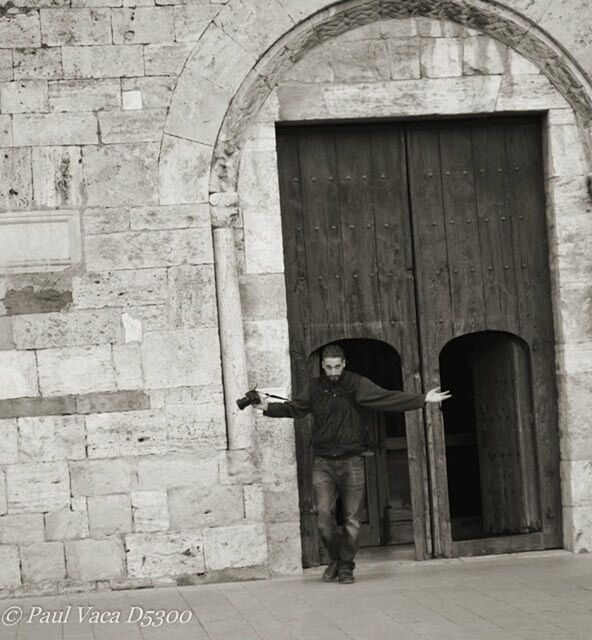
[{"left": 263, "top": 370, "right": 425, "bottom": 458}]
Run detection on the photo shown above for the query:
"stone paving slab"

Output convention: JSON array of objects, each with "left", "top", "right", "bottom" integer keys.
[{"left": 1, "top": 551, "right": 592, "bottom": 640}]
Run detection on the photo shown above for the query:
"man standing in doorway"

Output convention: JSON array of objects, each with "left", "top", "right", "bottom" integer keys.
[{"left": 255, "top": 343, "right": 451, "bottom": 585}]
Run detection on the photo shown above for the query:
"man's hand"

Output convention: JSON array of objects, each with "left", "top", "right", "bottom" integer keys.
[
  {"left": 425, "top": 387, "right": 452, "bottom": 404},
  {"left": 253, "top": 392, "right": 268, "bottom": 412}
]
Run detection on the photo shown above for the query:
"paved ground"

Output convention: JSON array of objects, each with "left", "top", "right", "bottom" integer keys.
[{"left": 1, "top": 549, "right": 592, "bottom": 640}]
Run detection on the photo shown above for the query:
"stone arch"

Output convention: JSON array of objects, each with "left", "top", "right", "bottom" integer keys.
[
  {"left": 204, "top": 0, "right": 592, "bottom": 195},
  {"left": 161, "top": 3, "right": 592, "bottom": 559}
]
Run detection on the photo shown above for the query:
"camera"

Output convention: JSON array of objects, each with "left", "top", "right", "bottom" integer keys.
[{"left": 236, "top": 389, "right": 261, "bottom": 410}]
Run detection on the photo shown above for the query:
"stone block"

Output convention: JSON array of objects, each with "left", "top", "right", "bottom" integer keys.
[
  {"left": 557, "top": 372, "right": 592, "bottom": 448},
  {"left": 70, "top": 458, "right": 138, "bottom": 496},
  {"left": 131, "top": 491, "right": 169, "bottom": 532},
  {"left": 0, "top": 418, "right": 18, "bottom": 464},
  {"left": 244, "top": 319, "right": 291, "bottom": 389},
  {"left": 420, "top": 37, "right": 462, "bottom": 78},
  {"left": 76, "top": 390, "right": 150, "bottom": 415},
  {"left": 185, "top": 22, "right": 255, "bottom": 94},
  {"left": 203, "top": 523, "right": 267, "bottom": 570},
  {"left": 463, "top": 36, "right": 506, "bottom": 75},
  {"left": 40, "top": 8, "right": 111, "bottom": 45},
  {"left": 72, "top": 269, "right": 167, "bottom": 309},
  {"left": 266, "top": 521, "right": 302, "bottom": 575},
  {"left": 263, "top": 480, "right": 300, "bottom": 523},
  {"left": 0, "top": 209, "right": 82, "bottom": 274},
  {"left": 83, "top": 207, "right": 131, "bottom": 234},
  {"left": 136, "top": 453, "right": 219, "bottom": 491},
  {"left": 561, "top": 460, "right": 592, "bottom": 507},
  {"left": 240, "top": 147, "right": 284, "bottom": 275},
  {"left": 548, "top": 124, "right": 588, "bottom": 177},
  {"left": 66, "top": 538, "right": 125, "bottom": 580},
  {"left": 85, "top": 228, "right": 213, "bottom": 271},
  {"left": 13, "top": 112, "right": 98, "bottom": 146},
  {"left": 13, "top": 309, "right": 122, "bottom": 349},
  {"left": 166, "top": 401, "right": 227, "bottom": 451},
  {"left": 0, "top": 147, "right": 33, "bottom": 210},
  {"left": 507, "top": 50, "right": 540, "bottom": 75},
  {"left": 0, "top": 113, "right": 11, "bottom": 146},
  {"left": 166, "top": 264, "right": 217, "bottom": 329},
  {"left": 0, "top": 546, "right": 21, "bottom": 588},
  {"left": 88, "top": 494, "right": 132, "bottom": 536},
  {"left": 174, "top": 4, "right": 219, "bottom": 42},
  {"left": 122, "top": 89, "right": 142, "bottom": 110},
  {"left": 98, "top": 109, "right": 167, "bottom": 144},
  {"left": 416, "top": 18, "right": 467, "bottom": 38},
  {"left": 0, "top": 350, "right": 39, "bottom": 400},
  {"left": 497, "top": 75, "right": 569, "bottom": 111},
  {"left": 32, "top": 146, "right": 83, "bottom": 208},
  {"left": 129, "top": 204, "right": 210, "bottom": 231},
  {"left": 121, "top": 76, "right": 175, "bottom": 110},
  {"left": 239, "top": 273, "right": 287, "bottom": 321},
  {"left": 86, "top": 409, "right": 166, "bottom": 458},
  {"left": 62, "top": 45, "right": 144, "bottom": 79},
  {"left": 112, "top": 7, "right": 174, "bottom": 44},
  {"left": 218, "top": 449, "right": 260, "bottom": 485},
  {"left": 555, "top": 284, "right": 592, "bottom": 345},
  {"left": 243, "top": 484, "right": 264, "bottom": 521},
  {"left": 18, "top": 415, "right": 85, "bottom": 462},
  {"left": 0, "top": 471, "right": 6, "bottom": 515},
  {"left": 37, "top": 345, "right": 116, "bottom": 396},
  {"left": 144, "top": 42, "right": 193, "bottom": 76},
  {"left": 0, "top": 50, "right": 12, "bottom": 81},
  {"left": 257, "top": 420, "right": 298, "bottom": 484},
  {"left": 277, "top": 75, "right": 502, "bottom": 122},
  {"left": 557, "top": 344, "right": 592, "bottom": 376},
  {"left": 0, "top": 513, "right": 44, "bottom": 544},
  {"left": 386, "top": 38, "right": 421, "bottom": 80},
  {"left": 20, "top": 541, "right": 66, "bottom": 582},
  {"left": 142, "top": 328, "right": 221, "bottom": 389},
  {"left": 168, "top": 484, "right": 244, "bottom": 528},
  {"left": 83, "top": 143, "right": 159, "bottom": 207},
  {"left": 45, "top": 507, "right": 89, "bottom": 541},
  {"left": 1, "top": 277, "right": 73, "bottom": 315},
  {"left": 48, "top": 79, "right": 121, "bottom": 112},
  {"left": 0, "top": 396, "right": 76, "bottom": 420},
  {"left": 158, "top": 135, "right": 211, "bottom": 205},
  {"left": 126, "top": 531, "right": 204, "bottom": 578},
  {"left": 113, "top": 344, "right": 144, "bottom": 389},
  {"left": 214, "top": 0, "right": 290, "bottom": 58},
  {"left": 6, "top": 462, "right": 70, "bottom": 513},
  {"left": 564, "top": 506, "right": 592, "bottom": 553},
  {"left": 165, "top": 71, "right": 231, "bottom": 145},
  {"left": 0, "top": 316, "right": 14, "bottom": 350},
  {"left": 0, "top": 80, "right": 48, "bottom": 113},
  {"left": 13, "top": 47, "right": 62, "bottom": 80},
  {"left": 0, "top": 11, "right": 41, "bottom": 48}
]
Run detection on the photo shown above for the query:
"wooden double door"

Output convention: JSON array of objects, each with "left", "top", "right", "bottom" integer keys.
[{"left": 275, "top": 116, "right": 561, "bottom": 563}]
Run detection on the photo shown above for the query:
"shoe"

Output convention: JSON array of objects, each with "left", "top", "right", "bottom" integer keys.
[
  {"left": 338, "top": 566, "right": 355, "bottom": 584},
  {"left": 322, "top": 561, "right": 339, "bottom": 582}
]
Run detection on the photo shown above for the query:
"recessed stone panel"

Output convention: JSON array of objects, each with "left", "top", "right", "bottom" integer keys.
[{"left": 0, "top": 210, "right": 81, "bottom": 273}]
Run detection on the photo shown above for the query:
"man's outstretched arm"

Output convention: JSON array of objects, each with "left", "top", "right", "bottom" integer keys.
[
  {"left": 254, "top": 383, "right": 312, "bottom": 418},
  {"left": 355, "top": 377, "right": 451, "bottom": 412}
]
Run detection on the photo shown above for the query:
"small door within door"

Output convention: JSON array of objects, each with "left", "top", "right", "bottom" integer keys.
[
  {"left": 441, "top": 332, "right": 541, "bottom": 543},
  {"left": 310, "top": 339, "right": 415, "bottom": 555}
]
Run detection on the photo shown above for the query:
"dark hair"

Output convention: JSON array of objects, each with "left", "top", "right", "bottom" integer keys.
[{"left": 322, "top": 344, "right": 345, "bottom": 360}]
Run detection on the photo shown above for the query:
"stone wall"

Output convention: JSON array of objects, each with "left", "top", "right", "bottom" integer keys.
[{"left": 1, "top": 0, "right": 592, "bottom": 596}]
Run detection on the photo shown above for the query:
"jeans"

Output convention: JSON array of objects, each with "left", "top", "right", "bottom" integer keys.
[{"left": 312, "top": 454, "right": 366, "bottom": 570}]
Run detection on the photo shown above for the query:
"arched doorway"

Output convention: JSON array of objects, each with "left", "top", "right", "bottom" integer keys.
[
  {"left": 440, "top": 332, "right": 541, "bottom": 543},
  {"left": 276, "top": 114, "right": 561, "bottom": 562},
  {"left": 307, "top": 339, "right": 415, "bottom": 553}
]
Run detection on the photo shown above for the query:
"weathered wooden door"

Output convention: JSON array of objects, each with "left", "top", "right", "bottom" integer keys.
[
  {"left": 276, "top": 125, "right": 430, "bottom": 565},
  {"left": 276, "top": 116, "right": 561, "bottom": 564}
]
